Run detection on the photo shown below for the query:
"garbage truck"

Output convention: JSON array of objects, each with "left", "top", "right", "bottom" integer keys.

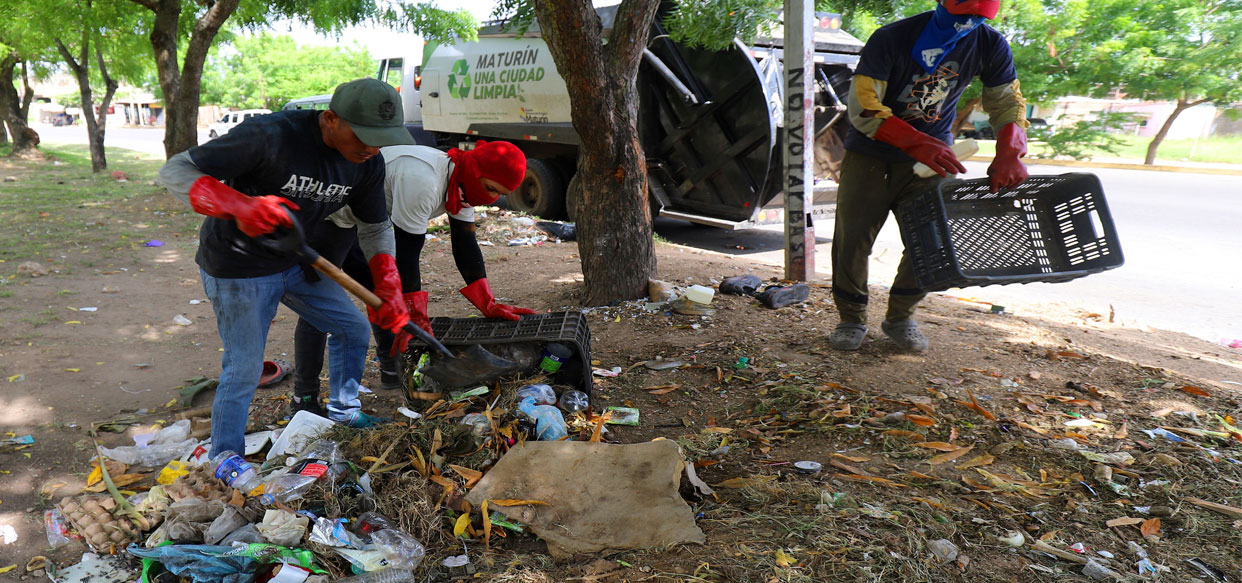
[{"left": 389, "top": 4, "right": 863, "bottom": 228}]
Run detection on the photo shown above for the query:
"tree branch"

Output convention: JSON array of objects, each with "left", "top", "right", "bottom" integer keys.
[
  {"left": 608, "top": 0, "right": 659, "bottom": 77},
  {"left": 127, "top": 0, "right": 160, "bottom": 11}
]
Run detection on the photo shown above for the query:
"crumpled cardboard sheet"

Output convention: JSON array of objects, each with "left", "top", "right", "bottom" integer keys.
[{"left": 464, "top": 439, "right": 705, "bottom": 557}]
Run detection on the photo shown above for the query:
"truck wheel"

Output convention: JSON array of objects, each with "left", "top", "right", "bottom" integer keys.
[
  {"left": 565, "top": 173, "right": 583, "bottom": 223},
  {"left": 508, "top": 159, "right": 566, "bottom": 219}
]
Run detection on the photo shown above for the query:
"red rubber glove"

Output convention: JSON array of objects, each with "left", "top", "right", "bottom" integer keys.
[
  {"left": 188, "top": 176, "right": 299, "bottom": 237},
  {"left": 366, "top": 254, "right": 410, "bottom": 333},
  {"left": 988, "top": 122, "right": 1029, "bottom": 193},
  {"left": 388, "top": 291, "right": 432, "bottom": 357},
  {"left": 874, "top": 116, "right": 967, "bottom": 177},
  {"left": 460, "top": 278, "right": 538, "bottom": 321}
]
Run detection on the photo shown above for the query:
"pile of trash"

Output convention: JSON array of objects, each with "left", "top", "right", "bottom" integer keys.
[{"left": 40, "top": 352, "right": 707, "bottom": 581}]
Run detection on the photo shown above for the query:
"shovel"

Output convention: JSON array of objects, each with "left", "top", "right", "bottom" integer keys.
[{"left": 258, "top": 213, "right": 455, "bottom": 359}]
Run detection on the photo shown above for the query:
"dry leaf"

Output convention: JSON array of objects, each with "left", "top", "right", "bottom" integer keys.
[
  {"left": 449, "top": 464, "right": 483, "bottom": 489},
  {"left": 1178, "top": 385, "right": 1210, "bottom": 397},
  {"left": 957, "top": 454, "right": 995, "bottom": 469},
  {"left": 882, "top": 430, "right": 926, "bottom": 442},
  {"left": 928, "top": 445, "right": 975, "bottom": 465},
  {"left": 906, "top": 414, "right": 937, "bottom": 427},
  {"left": 956, "top": 389, "right": 997, "bottom": 421},
  {"left": 481, "top": 499, "right": 491, "bottom": 549},
  {"left": 774, "top": 548, "right": 797, "bottom": 568},
  {"left": 834, "top": 473, "right": 908, "bottom": 488},
  {"left": 489, "top": 499, "right": 550, "bottom": 507},
  {"left": 1140, "top": 518, "right": 1161, "bottom": 537},
  {"left": 913, "top": 442, "right": 963, "bottom": 452},
  {"left": 1106, "top": 517, "right": 1144, "bottom": 528},
  {"left": 832, "top": 453, "right": 871, "bottom": 463},
  {"left": 716, "top": 475, "right": 778, "bottom": 489},
  {"left": 453, "top": 513, "right": 471, "bottom": 537},
  {"left": 646, "top": 385, "right": 680, "bottom": 395},
  {"left": 83, "top": 473, "right": 147, "bottom": 492},
  {"left": 430, "top": 474, "right": 456, "bottom": 490}
]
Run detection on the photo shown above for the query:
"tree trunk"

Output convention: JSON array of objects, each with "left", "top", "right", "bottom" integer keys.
[
  {"left": 1144, "top": 97, "right": 1206, "bottom": 165},
  {"left": 0, "top": 50, "right": 37, "bottom": 157},
  {"left": 535, "top": 0, "right": 660, "bottom": 306},
  {"left": 134, "top": 0, "right": 239, "bottom": 158},
  {"left": 57, "top": 34, "right": 112, "bottom": 172}
]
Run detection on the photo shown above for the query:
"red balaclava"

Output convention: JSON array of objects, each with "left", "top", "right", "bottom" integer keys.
[
  {"left": 943, "top": 0, "right": 1000, "bottom": 19},
  {"left": 445, "top": 140, "right": 527, "bottom": 214}
]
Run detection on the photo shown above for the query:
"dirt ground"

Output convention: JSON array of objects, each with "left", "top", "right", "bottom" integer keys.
[{"left": 1, "top": 152, "right": 1241, "bottom": 582}]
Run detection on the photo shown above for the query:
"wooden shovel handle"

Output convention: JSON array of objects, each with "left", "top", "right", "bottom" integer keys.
[{"left": 311, "top": 257, "right": 382, "bottom": 308}]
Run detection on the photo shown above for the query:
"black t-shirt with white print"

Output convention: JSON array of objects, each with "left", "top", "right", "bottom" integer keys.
[{"left": 189, "top": 110, "right": 388, "bottom": 278}]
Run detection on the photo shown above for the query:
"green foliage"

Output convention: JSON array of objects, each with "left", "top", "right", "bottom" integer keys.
[
  {"left": 202, "top": 33, "right": 374, "bottom": 110},
  {"left": 663, "top": 0, "right": 783, "bottom": 50},
  {"left": 386, "top": 4, "right": 479, "bottom": 43},
  {"left": 1029, "top": 111, "right": 1136, "bottom": 161}
]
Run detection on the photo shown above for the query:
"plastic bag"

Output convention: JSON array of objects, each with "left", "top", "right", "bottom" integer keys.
[
  {"left": 219, "top": 524, "right": 265, "bottom": 546},
  {"left": 126, "top": 544, "right": 258, "bottom": 583},
  {"left": 147, "top": 497, "right": 228, "bottom": 545},
  {"left": 100, "top": 438, "right": 200, "bottom": 467},
  {"left": 44, "top": 508, "right": 80, "bottom": 548},
  {"left": 203, "top": 506, "right": 249, "bottom": 545},
  {"left": 309, "top": 517, "right": 352, "bottom": 547},
  {"left": 256, "top": 510, "right": 308, "bottom": 548}
]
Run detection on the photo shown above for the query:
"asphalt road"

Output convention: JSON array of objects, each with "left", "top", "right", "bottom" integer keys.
[{"left": 35, "top": 125, "right": 1242, "bottom": 343}]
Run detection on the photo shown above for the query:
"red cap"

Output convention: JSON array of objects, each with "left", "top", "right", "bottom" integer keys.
[{"left": 944, "top": 0, "right": 999, "bottom": 19}]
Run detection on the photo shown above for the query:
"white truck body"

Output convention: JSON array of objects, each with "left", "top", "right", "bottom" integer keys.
[{"left": 388, "top": 5, "right": 862, "bottom": 227}]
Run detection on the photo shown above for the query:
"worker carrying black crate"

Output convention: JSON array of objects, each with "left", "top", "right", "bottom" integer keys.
[{"left": 829, "top": 0, "right": 1030, "bottom": 353}]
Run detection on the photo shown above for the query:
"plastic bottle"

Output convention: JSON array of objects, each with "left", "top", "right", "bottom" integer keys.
[
  {"left": 516, "top": 383, "right": 557, "bottom": 405},
  {"left": 518, "top": 397, "right": 568, "bottom": 441},
  {"left": 290, "top": 439, "right": 342, "bottom": 481},
  {"left": 211, "top": 451, "right": 262, "bottom": 493},
  {"left": 259, "top": 471, "right": 318, "bottom": 504},
  {"left": 372, "top": 529, "right": 426, "bottom": 569},
  {"left": 352, "top": 511, "right": 395, "bottom": 539},
  {"left": 557, "top": 390, "right": 590, "bottom": 414},
  {"left": 331, "top": 568, "right": 414, "bottom": 583}
]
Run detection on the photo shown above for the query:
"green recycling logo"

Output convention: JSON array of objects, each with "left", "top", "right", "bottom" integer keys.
[{"left": 447, "top": 59, "right": 471, "bottom": 99}]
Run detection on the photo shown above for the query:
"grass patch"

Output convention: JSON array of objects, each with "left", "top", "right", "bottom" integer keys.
[
  {"left": 972, "top": 134, "right": 1242, "bottom": 164},
  {"left": 0, "top": 144, "right": 197, "bottom": 275}
]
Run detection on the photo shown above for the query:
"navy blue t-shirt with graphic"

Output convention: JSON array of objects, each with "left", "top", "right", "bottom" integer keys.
[
  {"left": 844, "top": 11, "right": 1017, "bottom": 161},
  {"left": 188, "top": 110, "right": 388, "bottom": 278}
]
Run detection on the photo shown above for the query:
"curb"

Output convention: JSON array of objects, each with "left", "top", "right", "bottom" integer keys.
[{"left": 967, "top": 154, "right": 1242, "bottom": 176}]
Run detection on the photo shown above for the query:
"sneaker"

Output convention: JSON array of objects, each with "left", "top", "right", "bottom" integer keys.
[
  {"left": 340, "top": 410, "right": 390, "bottom": 429},
  {"left": 289, "top": 393, "right": 326, "bottom": 418},
  {"left": 720, "top": 274, "right": 762, "bottom": 296},
  {"left": 829, "top": 322, "right": 868, "bottom": 350},
  {"left": 756, "top": 283, "right": 810, "bottom": 309},
  {"left": 378, "top": 370, "right": 402, "bottom": 390},
  {"left": 882, "top": 319, "right": 930, "bottom": 353}
]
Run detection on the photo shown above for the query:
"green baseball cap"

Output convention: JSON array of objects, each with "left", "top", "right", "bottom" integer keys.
[{"left": 329, "top": 78, "right": 415, "bottom": 147}]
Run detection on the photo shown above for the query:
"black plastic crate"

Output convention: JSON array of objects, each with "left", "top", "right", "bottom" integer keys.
[
  {"left": 896, "top": 173, "right": 1123, "bottom": 291},
  {"left": 421, "top": 311, "right": 592, "bottom": 395}
]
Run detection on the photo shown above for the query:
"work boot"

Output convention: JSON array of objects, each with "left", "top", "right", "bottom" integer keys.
[
  {"left": 720, "top": 274, "right": 762, "bottom": 296},
  {"left": 829, "top": 322, "right": 868, "bottom": 351},
  {"left": 289, "top": 393, "right": 326, "bottom": 418},
  {"left": 881, "top": 319, "right": 929, "bottom": 353},
  {"left": 377, "top": 355, "right": 401, "bottom": 391},
  {"left": 340, "top": 410, "right": 391, "bottom": 429}
]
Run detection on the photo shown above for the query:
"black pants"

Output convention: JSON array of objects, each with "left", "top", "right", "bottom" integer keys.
[{"left": 292, "top": 222, "right": 396, "bottom": 398}]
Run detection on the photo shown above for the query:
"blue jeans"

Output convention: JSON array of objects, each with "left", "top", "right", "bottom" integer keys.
[{"left": 201, "top": 265, "right": 370, "bottom": 458}]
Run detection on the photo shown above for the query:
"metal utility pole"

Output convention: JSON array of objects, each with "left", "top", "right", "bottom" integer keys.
[{"left": 783, "top": 0, "right": 815, "bottom": 281}]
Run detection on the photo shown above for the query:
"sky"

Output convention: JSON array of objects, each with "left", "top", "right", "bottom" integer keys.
[{"left": 274, "top": 0, "right": 503, "bottom": 58}]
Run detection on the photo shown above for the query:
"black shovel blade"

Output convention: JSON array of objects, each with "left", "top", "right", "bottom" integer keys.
[{"left": 405, "top": 322, "right": 455, "bottom": 359}]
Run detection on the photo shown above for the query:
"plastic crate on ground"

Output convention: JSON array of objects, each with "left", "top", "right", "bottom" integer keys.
[
  {"left": 423, "top": 311, "right": 592, "bottom": 396},
  {"left": 896, "top": 173, "right": 1123, "bottom": 291}
]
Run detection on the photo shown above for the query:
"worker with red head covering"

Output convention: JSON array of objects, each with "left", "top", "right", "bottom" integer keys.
[
  {"left": 827, "top": 0, "right": 1028, "bottom": 354},
  {"left": 290, "top": 140, "right": 537, "bottom": 415}
]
